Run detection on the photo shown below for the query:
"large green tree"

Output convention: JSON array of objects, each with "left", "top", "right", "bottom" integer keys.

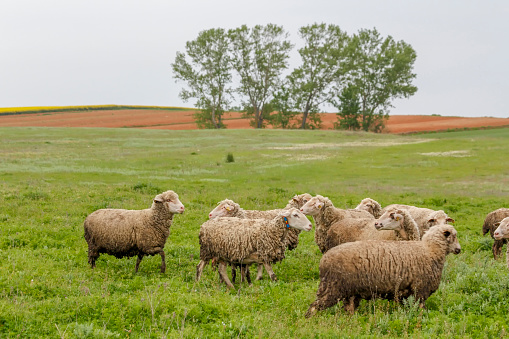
[
  {"left": 343, "top": 28, "right": 418, "bottom": 132},
  {"left": 229, "top": 24, "right": 293, "bottom": 128},
  {"left": 171, "top": 28, "right": 232, "bottom": 129},
  {"left": 289, "top": 23, "right": 351, "bottom": 129}
]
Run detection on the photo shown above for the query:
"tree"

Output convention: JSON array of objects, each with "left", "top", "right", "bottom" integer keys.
[
  {"left": 346, "top": 28, "right": 417, "bottom": 132},
  {"left": 229, "top": 24, "right": 293, "bottom": 128},
  {"left": 171, "top": 28, "right": 232, "bottom": 129},
  {"left": 268, "top": 85, "right": 298, "bottom": 129},
  {"left": 289, "top": 23, "right": 351, "bottom": 129},
  {"left": 332, "top": 85, "right": 361, "bottom": 130}
]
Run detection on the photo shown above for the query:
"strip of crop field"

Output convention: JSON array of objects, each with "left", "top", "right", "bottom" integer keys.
[{"left": 0, "top": 105, "right": 195, "bottom": 116}]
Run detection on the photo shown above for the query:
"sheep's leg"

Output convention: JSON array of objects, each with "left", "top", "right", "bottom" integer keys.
[
  {"left": 195, "top": 260, "right": 207, "bottom": 281},
  {"left": 218, "top": 262, "right": 235, "bottom": 289},
  {"left": 493, "top": 239, "right": 504, "bottom": 260},
  {"left": 159, "top": 250, "right": 166, "bottom": 273},
  {"left": 135, "top": 254, "right": 144, "bottom": 273},
  {"left": 245, "top": 266, "right": 252, "bottom": 285},
  {"left": 305, "top": 293, "right": 341, "bottom": 318},
  {"left": 255, "top": 264, "right": 264, "bottom": 281},
  {"left": 231, "top": 264, "right": 238, "bottom": 284},
  {"left": 343, "top": 296, "right": 360, "bottom": 315},
  {"left": 262, "top": 263, "right": 277, "bottom": 281},
  {"left": 240, "top": 265, "right": 252, "bottom": 285},
  {"left": 88, "top": 248, "right": 98, "bottom": 269}
]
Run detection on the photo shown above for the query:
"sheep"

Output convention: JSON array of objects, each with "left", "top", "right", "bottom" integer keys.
[
  {"left": 83, "top": 190, "right": 185, "bottom": 273},
  {"left": 305, "top": 224, "right": 461, "bottom": 317},
  {"left": 325, "top": 208, "right": 420, "bottom": 252},
  {"left": 300, "top": 195, "right": 373, "bottom": 253},
  {"left": 355, "top": 198, "right": 383, "bottom": 218},
  {"left": 493, "top": 217, "right": 509, "bottom": 268},
  {"left": 381, "top": 204, "right": 454, "bottom": 238},
  {"left": 482, "top": 208, "right": 509, "bottom": 259},
  {"left": 195, "top": 208, "right": 312, "bottom": 289},
  {"left": 206, "top": 194, "right": 312, "bottom": 281}
]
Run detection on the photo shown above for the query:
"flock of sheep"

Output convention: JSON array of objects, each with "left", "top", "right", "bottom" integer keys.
[{"left": 82, "top": 190, "right": 509, "bottom": 317}]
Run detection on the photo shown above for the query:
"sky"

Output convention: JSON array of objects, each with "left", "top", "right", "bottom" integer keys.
[{"left": 1, "top": 0, "right": 508, "bottom": 118}]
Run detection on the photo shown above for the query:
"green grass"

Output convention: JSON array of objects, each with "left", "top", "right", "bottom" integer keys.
[{"left": 1, "top": 127, "right": 509, "bottom": 337}]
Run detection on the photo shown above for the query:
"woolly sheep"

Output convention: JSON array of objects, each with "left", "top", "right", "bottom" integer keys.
[
  {"left": 195, "top": 208, "right": 312, "bottom": 289},
  {"left": 381, "top": 204, "right": 454, "bottom": 238},
  {"left": 206, "top": 194, "right": 312, "bottom": 281},
  {"left": 300, "top": 195, "right": 373, "bottom": 253},
  {"left": 83, "top": 190, "right": 185, "bottom": 273},
  {"left": 493, "top": 217, "right": 509, "bottom": 268},
  {"left": 325, "top": 208, "right": 420, "bottom": 252},
  {"left": 305, "top": 224, "right": 461, "bottom": 317},
  {"left": 355, "top": 198, "right": 383, "bottom": 218},
  {"left": 482, "top": 208, "right": 509, "bottom": 259}
]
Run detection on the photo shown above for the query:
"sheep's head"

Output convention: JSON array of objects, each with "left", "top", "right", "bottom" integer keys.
[
  {"left": 300, "top": 195, "right": 328, "bottom": 216},
  {"left": 374, "top": 209, "right": 405, "bottom": 231},
  {"left": 427, "top": 210, "right": 454, "bottom": 228},
  {"left": 494, "top": 217, "right": 509, "bottom": 240},
  {"left": 424, "top": 224, "right": 461, "bottom": 255},
  {"left": 280, "top": 208, "right": 312, "bottom": 232},
  {"left": 153, "top": 190, "right": 185, "bottom": 214},
  {"left": 355, "top": 198, "right": 382, "bottom": 217},
  {"left": 208, "top": 199, "right": 240, "bottom": 219},
  {"left": 288, "top": 193, "right": 313, "bottom": 208}
]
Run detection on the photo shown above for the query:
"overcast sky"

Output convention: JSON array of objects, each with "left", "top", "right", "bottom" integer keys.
[{"left": 1, "top": 0, "right": 507, "bottom": 117}]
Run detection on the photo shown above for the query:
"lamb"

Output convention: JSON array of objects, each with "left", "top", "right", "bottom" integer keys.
[
  {"left": 206, "top": 194, "right": 312, "bottom": 281},
  {"left": 83, "top": 190, "right": 185, "bottom": 273},
  {"left": 325, "top": 208, "right": 420, "bottom": 252},
  {"left": 300, "top": 195, "right": 374, "bottom": 253},
  {"left": 381, "top": 204, "right": 454, "bottom": 238},
  {"left": 305, "top": 224, "right": 461, "bottom": 317},
  {"left": 355, "top": 198, "right": 383, "bottom": 218},
  {"left": 195, "top": 208, "right": 312, "bottom": 289},
  {"left": 493, "top": 217, "right": 509, "bottom": 268},
  {"left": 482, "top": 208, "right": 509, "bottom": 259}
]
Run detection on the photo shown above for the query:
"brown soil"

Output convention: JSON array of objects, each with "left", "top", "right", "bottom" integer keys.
[{"left": 1, "top": 109, "right": 508, "bottom": 133}]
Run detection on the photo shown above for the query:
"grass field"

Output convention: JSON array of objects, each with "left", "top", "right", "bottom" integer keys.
[{"left": 1, "top": 127, "right": 509, "bottom": 338}]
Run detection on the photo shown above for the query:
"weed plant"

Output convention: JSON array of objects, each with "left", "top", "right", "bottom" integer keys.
[{"left": 0, "top": 127, "right": 509, "bottom": 337}]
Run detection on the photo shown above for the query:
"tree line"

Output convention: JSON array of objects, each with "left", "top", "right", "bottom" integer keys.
[{"left": 171, "top": 23, "right": 417, "bottom": 131}]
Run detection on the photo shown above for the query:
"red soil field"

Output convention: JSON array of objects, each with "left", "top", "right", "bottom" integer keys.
[{"left": 1, "top": 109, "right": 508, "bottom": 133}]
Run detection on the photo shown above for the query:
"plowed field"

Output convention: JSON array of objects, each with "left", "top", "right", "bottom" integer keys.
[{"left": 1, "top": 109, "right": 508, "bottom": 133}]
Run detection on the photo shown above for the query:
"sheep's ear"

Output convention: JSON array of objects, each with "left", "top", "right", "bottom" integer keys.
[
  {"left": 225, "top": 206, "right": 231, "bottom": 211},
  {"left": 154, "top": 196, "right": 164, "bottom": 203},
  {"left": 428, "top": 218, "right": 436, "bottom": 223},
  {"left": 317, "top": 204, "right": 323, "bottom": 209},
  {"left": 494, "top": 222, "right": 501, "bottom": 227},
  {"left": 443, "top": 230, "right": 451, "bottom": 238},
  {"left": 280, "top": 210, "right": 291, "bottom": 217},
  {"left": 446, "top": 217, "right": 455, "bottom": 223}
]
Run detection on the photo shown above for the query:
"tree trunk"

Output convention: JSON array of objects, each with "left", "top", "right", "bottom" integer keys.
[{"left": 211, "top": 107, "right": 219, "bottom": 129}]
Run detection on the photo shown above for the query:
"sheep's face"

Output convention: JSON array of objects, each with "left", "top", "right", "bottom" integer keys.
[
  {"left": 154, "top": 191, "right": 185, "bottom": 214},
  {"left": 427, "top": 210, "right": 454, "bottom": 228},
  {"left": 300, "top": 197, "right": 324, "bottom": 216},
  {"left": 281, "top": 208, "right": 312, "bottom": 231},
  {"left": 442, "top": 226, "right": 461, "bottom": 255},
  {"left": 290, "top": 193, "right": 313, "bottom": 208},
  {"left": 374, "top": 210, "right": 403, "bottom": 231},
  {"left": 209, "top": 200, "right": 237, "bottom": 219},
  {"left": 493, "top": 217, "right": 509, "bottom": 240},
  {"left": 356, "top": 199, "right": 376, "bottom": 215}
]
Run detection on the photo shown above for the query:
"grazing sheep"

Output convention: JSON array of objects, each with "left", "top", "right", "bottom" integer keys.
[
  {"left": 206, "top": 194, "right": 312, "bottom": 281},
  {"left": 305, "top": 224, "right": 461, "bottom": 317},
  {"left": 381, "top": 204, "right": 454, "bottom": 238},
  {"left": 325, "top": 208, "right": 420, "bottom": 252},
  {"left": 355, "top": 198, "right": 383, "bottom": 218},
  {"left": 483, "top": 208, "right": 509, "bottom": 259},
  {"left": 493, "top": 217, "right": 509, "bottom": 268},
  {"left": 300, "top": 195, "right": 373, "bottom": 253},
  {"left": 195, "top": 208, "right": 312, "bottom": 289},
  {"left": 84, "top": 190, "right": 185, "bottom": 273}
]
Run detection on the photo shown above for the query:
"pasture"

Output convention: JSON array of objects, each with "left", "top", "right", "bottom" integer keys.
[{"left": 0, "top": 126, "right": 508, "bottom": 337}]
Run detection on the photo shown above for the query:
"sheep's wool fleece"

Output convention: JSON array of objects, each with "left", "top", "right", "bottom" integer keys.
[
  {"left": 483, "top": 208, "right": 509, "bottom": 238},
  {"left": 316, "top": 226, "right": 454, "bottom": 303},
  {"left": 199, "top": 216, "right": 290, "bottom": 264},
  {"left": 84, "top": 190, "right": 178, "bottom": 258}
]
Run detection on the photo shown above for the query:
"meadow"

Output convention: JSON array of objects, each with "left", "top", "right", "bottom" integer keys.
[{"left": 1, "top": 126, "right": 508, "bottom": 338}]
